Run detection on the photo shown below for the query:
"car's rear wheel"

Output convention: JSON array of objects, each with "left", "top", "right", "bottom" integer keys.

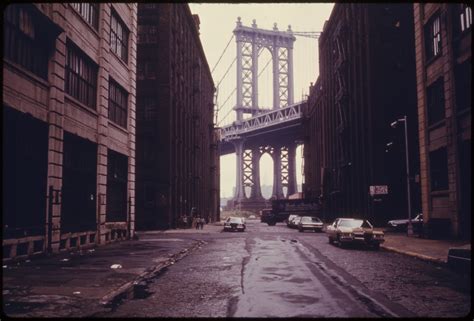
[{"left": 328, "top": 237, "right": 333, "bottom": 244}]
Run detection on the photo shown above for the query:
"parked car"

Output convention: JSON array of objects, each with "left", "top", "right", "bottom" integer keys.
[
  {"left": 291, "top": 216, "right": 303, "bottom": 227},
  {"left": 223, "top": 217, "right": 246, "bottom": 232},
  {"left": 298, "top": 216, "right": 324, "bottom": 232},
  {"left": 286, "top": 214, "right": 300, "bottom": 228},
  {"left": 387, "top": 213, "right": 423, "bottom": 231},
  {"left": 326, "top": 218, "right": 385, "bottom": 249}
]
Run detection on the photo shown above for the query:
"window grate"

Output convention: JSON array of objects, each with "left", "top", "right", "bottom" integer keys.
[
  {"left": 108, "top": 79, "right": 128, "bottom": 128},
  {"left": 65, "top": 42, "right": 98, "bottom": 109},
  {"left": 3, "top": 5, "right": 49, "bottom": 79},
  {"left": 110, "top": 10, "right": 129, "bottom": 63},
  {"left": 71, "top": 3, "right": 99, "bottom": 30}
]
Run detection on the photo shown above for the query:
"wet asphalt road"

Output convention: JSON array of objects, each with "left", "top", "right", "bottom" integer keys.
[{"left": 97, "top": 219, "right": 471, "bottom": 318}]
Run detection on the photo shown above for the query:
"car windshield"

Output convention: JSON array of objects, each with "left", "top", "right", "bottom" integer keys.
[
  {"left": 227, "top": 217, "right": 243, "bottom": 223},
  {"left": 301, "top": 216, "right": 321, "bottom": 223},
  {"left": 338, "top": 219, "right": 364, "bottom": 228}
]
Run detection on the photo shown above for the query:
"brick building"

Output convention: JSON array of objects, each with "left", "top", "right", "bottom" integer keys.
[
  {"left": 3, "top": 3, "right": 137, "bottom": 259},
  {"left": 413, "top": 4, "right": 471, "bottom": 239},
  {"left": 303, "top": 4, "right": 420, "bottom": 226},
  {"left": 135, "top": 3, "right": 219, "bottom": 230}
]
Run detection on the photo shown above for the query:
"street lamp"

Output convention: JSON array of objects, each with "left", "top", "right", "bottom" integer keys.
[{"left": 390, "top": 115, "right": 413, "bottom": 236}]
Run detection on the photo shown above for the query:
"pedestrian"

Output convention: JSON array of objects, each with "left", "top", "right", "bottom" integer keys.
[
  {"left": 195, "top": 215, "right": 200, "bottom": 230},
  {"left": 182, "top": 215, "right": 188, "bottom": 229},
  {"left": 199, "top": 217, "right": 205, "bottom": 230}
]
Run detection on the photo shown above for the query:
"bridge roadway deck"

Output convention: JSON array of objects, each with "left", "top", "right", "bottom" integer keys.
[
  {"left": 219, "top": 119, "right": 303, "bottom": 155},
  {"left": 218, "top": 102, "right": 306, "bottom": 156}
]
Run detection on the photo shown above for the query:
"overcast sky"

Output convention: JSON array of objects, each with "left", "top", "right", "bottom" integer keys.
[{"left": 189, "top": 3, "right": 335, "bottom": 199}]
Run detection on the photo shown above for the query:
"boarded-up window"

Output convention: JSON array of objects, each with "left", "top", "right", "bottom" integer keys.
[
  {"left": 429, "top": 147, "right": 448, "bottom": 191},
  {"left": 426, "top": 78, "right": 445, "bottom": 125}
]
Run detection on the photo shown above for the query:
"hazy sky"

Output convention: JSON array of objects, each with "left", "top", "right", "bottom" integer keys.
[{"left": 189, "top": 3, "right": 335, "bottom": 199}]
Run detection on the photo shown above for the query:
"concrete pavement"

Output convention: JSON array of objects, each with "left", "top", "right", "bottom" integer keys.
[
  {"left": 381, "top": 231, "right": 470, "bottom": 265},
  {"left": 2, "top": 221, "right": 470, "bottom": 318}
]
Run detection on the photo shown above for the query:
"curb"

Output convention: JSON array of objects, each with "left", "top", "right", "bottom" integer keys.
[
  {"left": 97, "top": 240, "right": 205, "bottom": 309},
  {"left": 381, "top": 245, "right": 446, "bottom": 265}
]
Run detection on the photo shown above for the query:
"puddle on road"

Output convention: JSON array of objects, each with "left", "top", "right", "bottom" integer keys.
[{"left": 233, "top": 237, "right": 343, "bottom": 318}]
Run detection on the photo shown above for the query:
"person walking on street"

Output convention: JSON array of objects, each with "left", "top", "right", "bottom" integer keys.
[
  {"left": 199, "top": 217, "right": 205, "bottom": 230},
  {"left": 195, "top": 215, "right": 200, "bottom": 230}
]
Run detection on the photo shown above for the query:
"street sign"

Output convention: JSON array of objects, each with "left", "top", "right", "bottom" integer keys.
[{"left": 369, "top": 185, "right": 388, "bottom": 196}]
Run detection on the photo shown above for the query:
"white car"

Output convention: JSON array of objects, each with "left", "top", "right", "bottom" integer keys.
[
  {"left": 387, "top": 213, "right": 423, "bottom": 231},
  {"left": 297, "top": 216, "right": 324, "bottom": 232},
  {"left": 223, "top": 217, "right": 246, "bottom": 232},
  {"left": 287, "top": 214, "right": 300, "bottom": 228}
]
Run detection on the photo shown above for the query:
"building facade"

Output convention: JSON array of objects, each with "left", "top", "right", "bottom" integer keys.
[
  {"left": 135, "top": 3, "right": 219, "bottom": 230},
  {"left": 303, "top": 4, "right": 420, "bottom": 226},
  {"left": 413, "top": 4, "right": 471, "bottom": 239},
  {"left": 3, "top": 3, "right": 137, "bottom": 259}
]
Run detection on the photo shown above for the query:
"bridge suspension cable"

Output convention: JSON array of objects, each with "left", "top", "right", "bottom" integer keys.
[
  {"left": 258, "top": 57, "right": 272, "bottom": 77},
  {"left": 216, "top": 57, "right": 237, "bottom": 89},
  {"left": 216, "top": 86, "right": 239, "bottom": 126},
  {"left": 211, "top": 34, "right": 235, "bottom": 74},
  {"left": 292, "top": 31, "right": 321, "bottom": 39}
]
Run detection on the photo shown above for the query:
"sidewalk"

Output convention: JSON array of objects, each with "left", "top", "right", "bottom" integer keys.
[
  {"left": 2, "top": 233, "right": 203, "bottom": 318},
  {"left": 381, "top": 232, "right": 471, "bottom": 266}
]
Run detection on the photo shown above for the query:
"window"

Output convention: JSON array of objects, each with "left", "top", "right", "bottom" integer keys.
[
  {"left": 144, "top": 183, "right": 156, "bottom": 208},
  {"left": 460, "top": 4, "right": 472, "bottom": 32},
  {"left": 137, "top": 25, "right": 157, "bottom": 44},
  {"left": 107, "top": 149, "right": 128, "bottom": 222},
  {"left": 65, "top": 42, "right": 98, "bottom": 109},
  {"left": 144, "top": 97, "right": 157, "bottom": 120},
  {"left": 424, "top": 14, "right": 442, "bottom": 61},
  {"left": 109, "top": 79, "right": 128, "bottom": 128},
  {"left": 3, "top": 4, "right": 49, "bottom": 79},
  {"left": 110, "top": 10, "right": 129, "bottom": 63},
  {"left": 145, "top": 61, "right": 157, "bottom": 79},
  {"left": 143, "top": 136, "right": 155, "bottom": 161},
  {"left": 426, "top": 78, "right": 445, "bottom": 125},
  {"left": 455, "top": 59, "right": 472, "bottom": 111},
  {"left": 137, "top": 62, "right": 144, "bottom": 80},
  {"left": 71, "top": 3, "right": 99, "bottom": 30},
  {"left": 429, "top": 147, "right": 448, "bottom": 191}
]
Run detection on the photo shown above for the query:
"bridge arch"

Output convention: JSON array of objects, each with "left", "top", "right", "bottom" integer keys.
[
  {"left": 257, "top": 46, "right": 273, "bottom": 111},
  {"left": 259, "top": 152, "right": 274, "bottom": 200}
]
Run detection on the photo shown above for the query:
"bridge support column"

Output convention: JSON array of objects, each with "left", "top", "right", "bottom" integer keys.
[
  {"left": 233, "top": 140, "right": 245, "bottom": 201},
  {"left": 272, "top": 146, "right": 284, "bottom": 199},
  {"left": 251, "top": 31, "right": 259, "bottom": 116},
  {"left": 236, "top": 33, "right": 243, "bottom": 121},
  {"left": 287, "top": 46, "right": 294, "bottom": 105},
  {"left": 287, "top": 143, "right": 297, "bottom": 196},
  {"left": 250, "top": 147, "right": 263, "bottom": 199},
  {"left": 272, "top": 46, "right": 280, "bottom": 110}
]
